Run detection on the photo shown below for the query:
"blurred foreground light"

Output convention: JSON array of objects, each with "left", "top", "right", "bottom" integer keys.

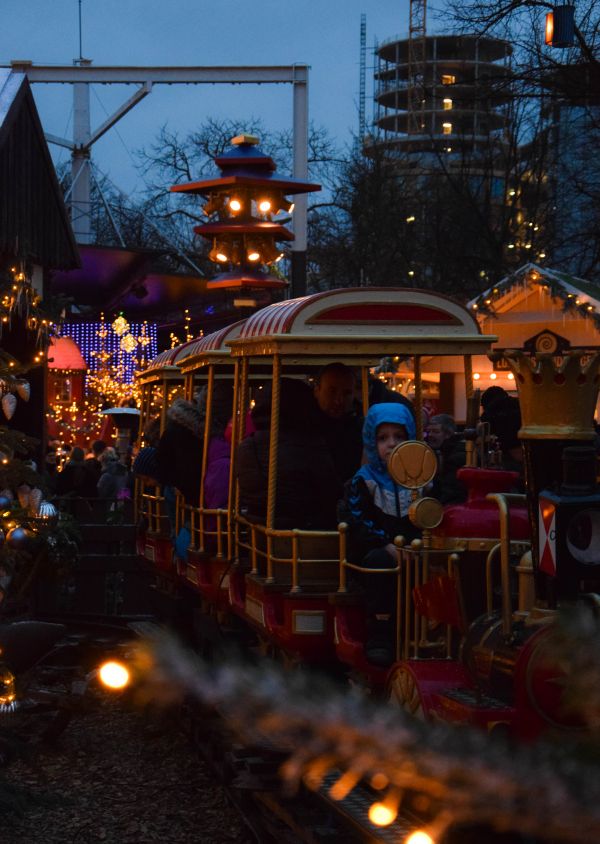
[
  {"left": 99, "top": 660, "right": 130, "bottom": 690},
  {"left": 405, "top": 831, "right": 435, "bottom": 844},
  {"left": 369, "top": 801, "right": 397, "bottom": 826}
]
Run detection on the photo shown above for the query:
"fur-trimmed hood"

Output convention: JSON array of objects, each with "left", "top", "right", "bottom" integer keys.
[{"left": 166, "top": 398, "right": 203, "bottom": 439}]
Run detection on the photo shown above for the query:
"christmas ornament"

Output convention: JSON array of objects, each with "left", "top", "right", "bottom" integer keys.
[
  {"left": 16, "top": 381, "right": 30, "bottom": 402},
  {"left": 2, "top": 394, "right": 16, "bottom": 420},
  {"left": 0, "top": 496, "right": 12, "bottom": 513},
  {"left": 37, "top": 501, "right": 58, "bottom": 524},
  {"left": 6, "top": 526, "right": 38, "bottom": 552},
  {"left": 17, "top": 484, "right": 31, "bottom": 509},
  {"left": 28, "top": 488, "right": 42, "bottom": 513}
]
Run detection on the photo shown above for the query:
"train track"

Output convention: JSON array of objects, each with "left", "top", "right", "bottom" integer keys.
[{"left": 126, "top": 619, "right": 424, "bottom": 844}]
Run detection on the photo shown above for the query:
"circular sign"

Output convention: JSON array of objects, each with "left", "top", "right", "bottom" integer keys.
[
  {"left": 387, "top": 441, "right": 437, "bottom": 490},
  {"left": 408, "top": 496, "right": 444, "bottom": 530}
]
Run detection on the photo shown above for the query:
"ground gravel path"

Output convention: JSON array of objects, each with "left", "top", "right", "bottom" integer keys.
[{"left": 2, "top": 694, "right": 255, "bottom": 844}]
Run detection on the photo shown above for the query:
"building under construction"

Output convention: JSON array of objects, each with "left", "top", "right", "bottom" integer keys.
[{"left": 370, "top": 31, "right": 512, "bottom": 164}]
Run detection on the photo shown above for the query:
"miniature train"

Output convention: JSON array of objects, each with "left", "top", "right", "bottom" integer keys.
[{"left": 134, "top": 286, "right": 600, "bottom": 742}]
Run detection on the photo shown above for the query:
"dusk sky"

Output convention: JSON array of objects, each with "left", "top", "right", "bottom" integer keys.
[{"left": 0, "top": 0, "right": 445, "bottom": 194}]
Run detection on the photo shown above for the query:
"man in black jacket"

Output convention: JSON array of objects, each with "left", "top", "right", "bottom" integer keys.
[{"left": 313, "top": 363, "right": 363, "bottom": 485}]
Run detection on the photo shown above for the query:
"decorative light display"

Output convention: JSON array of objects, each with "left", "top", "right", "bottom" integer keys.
[
  {"left": 60, "top": 315, "right": 157, "bottom": 384},
  {"left": 170, "top": 308, "right": 200, "bottom": 349},
  {"left": 48, "top": 314, "right": 158, "bottom": 445}
]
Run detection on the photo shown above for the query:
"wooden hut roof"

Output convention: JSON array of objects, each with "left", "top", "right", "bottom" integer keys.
[{"left": 0, "top": 70, "right": 79, "bottom": 269}]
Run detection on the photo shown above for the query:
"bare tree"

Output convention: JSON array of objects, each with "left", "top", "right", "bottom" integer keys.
[{"left": 443, "top": 0, "right": 600, "bottom": 281}]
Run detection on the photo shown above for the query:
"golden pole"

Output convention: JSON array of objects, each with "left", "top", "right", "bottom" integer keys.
[
  {"left": 414, "top": 355, "right": 423, "bottom": 440},
  {"left": 266, "top": 355, "right": 281, "bottom": 530},
  {"left": 227, "top": 359, "right": 241, "bottom": 560},
  {"left": 361, "top": 365, "right": 369, "bottom": 416}
]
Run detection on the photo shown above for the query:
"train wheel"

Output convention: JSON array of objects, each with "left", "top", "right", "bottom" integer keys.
[{"left": 386, "top": 665, "right": 424, "bottom": 719}]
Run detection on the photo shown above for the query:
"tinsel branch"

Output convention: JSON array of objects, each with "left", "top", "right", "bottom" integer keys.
[{"left": 135, "top": 626, "right": 600, "bottom": 843}]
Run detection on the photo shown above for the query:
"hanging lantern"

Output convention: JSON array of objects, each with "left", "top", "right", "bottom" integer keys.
[
  {"left": 120, "top": 333, "right": 137, "bottom": 353},
  {"left": 37, "top": 501, "right": 58, "bottom": 525},
  {"left": 1, "top": 394, "right": 16, "bottom": 420},
  {"left": 545, "top": 5, "right": 575, "bottom": 48},
  {"left": 16, "top": 380, "right": 30, "bottom": 402},
  {"left": 112, "top": 316, "right": 130, "bottom": 336}
]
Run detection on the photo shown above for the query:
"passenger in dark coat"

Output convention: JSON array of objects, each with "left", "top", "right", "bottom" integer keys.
[
  {"left": 426, "top": 413, "right": 467, "bottom": 505},
  {"left": 480, "top": 386, "right": 524, "bottom": 484},
  {"left": 156, "top": 398, "right": 204, "bottom": 505},
  {"left": 237, "top": 378, "right": 342, "bottom": 529},
  {"left": 313, "top": 363, "right": 363, "bottom": 485}
]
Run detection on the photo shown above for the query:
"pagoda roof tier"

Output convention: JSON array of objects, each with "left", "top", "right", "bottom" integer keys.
[
  {"left": 205, "top": 271, "right": 287, "bottom": 291},
  {"left": 194, "top": 220, "right": 294, "bottom": 240},
  {"left": 171, "top": 173, "right": 320, "bottom": 197}
]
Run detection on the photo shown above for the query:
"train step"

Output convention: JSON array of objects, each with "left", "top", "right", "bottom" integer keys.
[
  {"left": 127, "top": 619, "right": 165, "bottom": 639},
  {"left": 434, "top": 686, "right": 515, "bottom": 728}
]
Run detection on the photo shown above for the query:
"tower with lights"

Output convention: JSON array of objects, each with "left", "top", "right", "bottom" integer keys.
[{"left": 171, "top": 135, "right": 320, "bottom": 298}]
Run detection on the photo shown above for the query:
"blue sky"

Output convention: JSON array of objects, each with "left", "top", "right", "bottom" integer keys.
[{"left": 0, "top": 0, "right": 436, "bottom": 195}]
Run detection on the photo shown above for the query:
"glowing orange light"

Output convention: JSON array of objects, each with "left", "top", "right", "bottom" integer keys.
[
  {"left": 508, "top": 372, "right": 515, "bottom": 380},
  {"left": 258, "top": 199, "right": 272, "bottom": 213},
  {"left": 490, "top": 372, "right": 497, "bottom": 380},
  {"left": 405, "top": 832, "right": 435, "bottom": 844},
  {"left": 369, "top": 801, "right": 397, "bottom": 827},
  {"left": 545, "top": 12, "right": 554, "bottom": 45},
  {"left": 473, "top": 372, "right": 481, "bottom": 380},
  {"left": 229, "top": 198, "right": 242, "bottom": 212},
  {"left": 98, "top": 661, "right": 130, "bottom": 690}
]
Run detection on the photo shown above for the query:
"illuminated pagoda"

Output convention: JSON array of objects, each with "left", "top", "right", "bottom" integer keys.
[{"left": 170, "top": 134, "right": 320, "bottom": 295}]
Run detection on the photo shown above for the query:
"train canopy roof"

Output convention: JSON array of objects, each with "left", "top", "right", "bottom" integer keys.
[
  {"left": 228, "top": 288, "right": 496, "bottom": 361},
  {"left": 137, "top": 337, "right": 200, "bottom": 384},
  {"left": 177, "top": 320, "right": 248, "bottom": 370}
]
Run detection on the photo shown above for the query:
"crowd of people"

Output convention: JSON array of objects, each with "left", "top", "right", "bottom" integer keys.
[{"left": 44, "top": 438, "right": 133, "bottom": 502}]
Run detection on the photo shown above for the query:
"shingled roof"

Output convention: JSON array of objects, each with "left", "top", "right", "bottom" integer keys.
[{"left": 0, "top": 69, "right": 79, "bottom": 269}]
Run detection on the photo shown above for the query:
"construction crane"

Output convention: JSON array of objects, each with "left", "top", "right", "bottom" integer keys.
[{"left": 359, "top": 13, "right": 367, "bottom": 139}]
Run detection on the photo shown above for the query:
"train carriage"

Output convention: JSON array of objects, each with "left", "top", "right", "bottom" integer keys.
[
  {"left": 224, "top": 286, "right": 498, "bottom": 670},
  {"left": 134, "top": 280, "right": 600, "bottom": 744},
  {"left": 135, "top": 339, "right": 198, "bottom": 579},
  {"left": 175, "top": 320, "right": 247, "bottom": 608}
]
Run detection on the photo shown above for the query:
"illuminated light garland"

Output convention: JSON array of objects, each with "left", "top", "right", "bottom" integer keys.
[{"left": 470, "top": 265, "right": 600, "bottom": 332}]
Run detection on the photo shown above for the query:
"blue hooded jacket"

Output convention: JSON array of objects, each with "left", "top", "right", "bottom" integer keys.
[{"left": 339, "top": 402, "right": 418, "bottom": 561}]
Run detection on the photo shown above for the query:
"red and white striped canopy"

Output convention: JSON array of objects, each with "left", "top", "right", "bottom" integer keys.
[{"left": 237, "top": 288, "right": 480, "bottom": 340}]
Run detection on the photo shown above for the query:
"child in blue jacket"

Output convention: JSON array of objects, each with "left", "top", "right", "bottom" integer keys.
[{"left": 338, "top": 402, "right": 418, "bottom": 667}]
